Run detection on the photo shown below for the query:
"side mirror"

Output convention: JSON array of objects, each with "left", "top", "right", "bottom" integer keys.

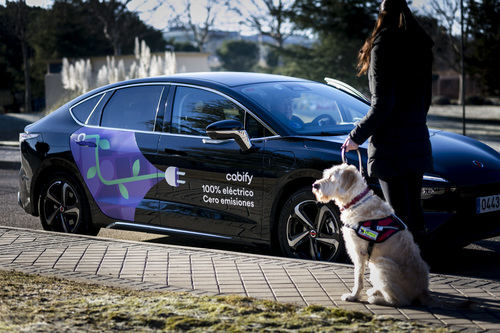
[{"left": 206, "top": 120, "right": 252, "bottom": 151}]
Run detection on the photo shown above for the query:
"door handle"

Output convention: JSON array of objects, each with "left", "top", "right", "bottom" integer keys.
[
  {"left": 163, "top": 148, "right": 187, "bottom": 156},
  {"left": 75, "top": 141, "right": 97, "bottom": 148},
  {"left": 202, "top": 138, "right": 229, "bottom": 145}
]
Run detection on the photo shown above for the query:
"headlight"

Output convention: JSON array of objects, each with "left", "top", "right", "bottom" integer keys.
[
  {"left": 422, "top": 174, "right": 449, "bottom": 183},
  {"left": 421, "top": 174, "right": 456, "bottom": 199}
]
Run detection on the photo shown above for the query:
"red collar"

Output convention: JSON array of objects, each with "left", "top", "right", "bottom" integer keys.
[{"left": 340, "top": 187, "right": 371, "bottom": 212}]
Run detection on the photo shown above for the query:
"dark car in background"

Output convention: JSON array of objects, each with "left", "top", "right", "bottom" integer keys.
[{"left": 18, "top": 72, "right": 500, "bottom": 262}]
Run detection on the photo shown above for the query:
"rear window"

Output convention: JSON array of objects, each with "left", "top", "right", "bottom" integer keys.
[
  {"left": 70, "top": 94, "right": 103, "bottom": 123},
  {"left": 101, "top": 85, "right": 164, "bottom": 132}
]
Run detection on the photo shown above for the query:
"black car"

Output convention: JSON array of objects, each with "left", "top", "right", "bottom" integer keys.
[{"left": 18, "top": 72, "right": 500, "bottom": 262}]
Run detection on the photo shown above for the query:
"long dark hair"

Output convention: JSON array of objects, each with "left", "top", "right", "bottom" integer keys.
[{"left": 357, "top": 0, "right": 428, "bottom": 76}]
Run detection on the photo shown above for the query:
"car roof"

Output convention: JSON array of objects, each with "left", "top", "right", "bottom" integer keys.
[
  {"left": 160, "top": 72, "right": 309, "bottom": 87},
  {"left": 72, "top": 72, "right": 309, "bottom": 109},
  {"left": 110, "top": 72, "right": 309, "bottom": 89},
  {"left": 73, "top": 72, "right": 310, "bottom": 106}
]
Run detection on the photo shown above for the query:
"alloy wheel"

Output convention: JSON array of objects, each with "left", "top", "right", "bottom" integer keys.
[
  {"left": 286, "top": 200, "right": 341, "bottom": 261},
  {"left": 43, "top": 180, "right": 81, "bottom": 233}
]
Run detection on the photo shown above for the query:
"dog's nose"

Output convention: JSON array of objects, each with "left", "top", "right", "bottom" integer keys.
[{"left": 312, "top": 183, "right": 320, "bottom": 190}]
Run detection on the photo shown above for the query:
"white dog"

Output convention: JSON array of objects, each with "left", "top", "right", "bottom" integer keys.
[{"left": 312, "top": 163, "right": 431, "bottom": 306}]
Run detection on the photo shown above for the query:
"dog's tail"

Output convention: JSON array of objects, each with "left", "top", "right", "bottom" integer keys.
[{"left": 418, "top": 289, "right": 475, "bottom": 310}]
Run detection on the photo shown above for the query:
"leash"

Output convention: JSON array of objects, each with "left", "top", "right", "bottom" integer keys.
[
  {"left": 341, "top": 146, "right": 376, "bottom": 258},
  {"left": 341, "top": 147, "right": 364, "bottom": 176}
]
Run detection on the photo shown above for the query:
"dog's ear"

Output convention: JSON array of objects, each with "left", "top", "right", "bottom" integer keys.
[
  {"left": 323, "top": 165, "right": 336, "bottom": 179},
  {"left": 339, "top": 166, "right": 359, "bottom": 194}
]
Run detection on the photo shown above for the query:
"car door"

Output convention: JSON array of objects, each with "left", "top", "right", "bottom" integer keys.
[
  {"left": 156, "top": 85, "right": 268, "bottom": 240},
  {"left": 70, "top": 84, "right": 168, "bottom": 224}
]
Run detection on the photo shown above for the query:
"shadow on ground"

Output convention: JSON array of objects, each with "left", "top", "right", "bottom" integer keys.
[{"left": 144, "top": 234, "right": 500, "bottom": 282}]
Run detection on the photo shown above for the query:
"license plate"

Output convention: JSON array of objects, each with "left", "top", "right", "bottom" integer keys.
[{"left": 476, "top": 194, "right": 500, "bottom": 214}]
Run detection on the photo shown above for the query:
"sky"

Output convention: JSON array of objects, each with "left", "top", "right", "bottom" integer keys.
[{"left": 1, "top": 0, "right": 433, "bottom": 34}]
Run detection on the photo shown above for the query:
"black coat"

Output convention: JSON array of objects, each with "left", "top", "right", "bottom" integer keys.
[{"left": 349, "top": 27, "right": 434, "bottom": 180}]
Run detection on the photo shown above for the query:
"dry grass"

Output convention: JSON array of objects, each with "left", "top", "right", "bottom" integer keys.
[{"left": 0, "top": 269, "right": 450, "bottom": 332}]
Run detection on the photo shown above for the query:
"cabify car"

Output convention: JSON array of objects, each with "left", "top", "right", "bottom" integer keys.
[{"left": 18, "top": 72, "right": 500, "bottom": 262}]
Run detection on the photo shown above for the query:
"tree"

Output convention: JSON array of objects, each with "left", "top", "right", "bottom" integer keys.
[
  {"left": 426, "top": 0, "right": 470, "bottom": 103},
  {"left": 30, "top": 0, "right": 111, "bottom": 60},
  {"left": 0, "top": 1, "right": 45, "bottom": 112},
  {"left": 280, "top": 0, "right": 379, "bottom": 87},
  {"left": 466, "top": 0, "right": 500, "bottom": 96},
  {"left": 426, "top": 0, "right": 464, "bottom": 70},
  {"left": 16, "top": 0, "right": 32, "bottom": 112},
  {"left": 165, "top": 38, "right": 199, "bottom": 52},
  {"left": 30, "top": 0, "right": 166, "bottom": 59},
  {"left": 88, "top": 0, "right": 133, "bottom": 56},
  {"left": 0, "top": 3, "right": 25, "bottom": 112},
  {"left": 216, "top": 40, "right": 259, "bottom": 71},
  {"left": 415, "top": 15, "right": 455, "bottom": 73},
  {"left": 228, "top": 0, "right": 296, "bottom": 69},
  {"left": 276, "top": 35, "right": 366, "bottom": 88},
  {"left": 167, "top": 0, "right": 220, "bottom": 52},
  {"left": 2, "top": 0, "right": 35, "bottom": 113},
  {"left": 230, "top": 0, "right": 294, "bottom": 49},
  {"left": 0, "top": 0, "right": 167, "bottom": 113}
]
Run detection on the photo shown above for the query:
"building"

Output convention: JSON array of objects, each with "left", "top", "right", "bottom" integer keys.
[
  {"left": 432, "top": 69, "right": 481, "bottom": 101},
  {"left": 44, "top": 51, "right": 210, "bottom": 111}
]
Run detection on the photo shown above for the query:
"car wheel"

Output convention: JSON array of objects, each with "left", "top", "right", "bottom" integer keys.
[
  {"left": 278, "top": 187, "right": 344, "bottom": 262},
  {"left": 39, "top": 173, "right": 97, "bottom": 235}
]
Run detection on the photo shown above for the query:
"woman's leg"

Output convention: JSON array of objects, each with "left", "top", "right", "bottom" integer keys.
[{"left": 379, "top": 173, "right": 426, "bottom": 243}]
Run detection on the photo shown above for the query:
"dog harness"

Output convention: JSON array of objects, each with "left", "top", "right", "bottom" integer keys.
[{"left": 346, "top": 215, "right": 407, "bottom": 259}]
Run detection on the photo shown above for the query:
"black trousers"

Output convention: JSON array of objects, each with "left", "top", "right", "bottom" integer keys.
[{"left": 378, "top": 172, "right": 426, "bottom": 240}]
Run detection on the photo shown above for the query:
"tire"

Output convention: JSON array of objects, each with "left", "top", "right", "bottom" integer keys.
[
  {"left": 39, "top": 172, "right": 98, "bottom": 235},
  {"left": 277, "top": 187, "right": 345, "bottom": 262}
]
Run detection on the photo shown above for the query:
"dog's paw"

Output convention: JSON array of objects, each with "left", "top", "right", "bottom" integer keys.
[
  {"left": 341, "top": 293, "right": 359, "bottom": 302},
  {"left": 366, "top": 287, "right": 381, "bottom": 298},
  {"left": 368, "top": 295, "right": 391, "bottom": 306}
]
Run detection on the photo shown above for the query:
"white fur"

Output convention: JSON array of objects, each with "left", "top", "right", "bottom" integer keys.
[{"left": 313, "top": 163, "right": 430, "bottom": 306}]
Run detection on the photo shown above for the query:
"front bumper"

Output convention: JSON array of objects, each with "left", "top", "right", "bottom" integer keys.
[
  {"left": 423, "top": 182, "right": 500, "bottom": 246},
  {"left": 18, "top": 167, "right": 34, "bottom": 215}
]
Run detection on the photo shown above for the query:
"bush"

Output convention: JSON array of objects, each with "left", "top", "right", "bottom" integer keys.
[
  {"left": 432, "top": 95, "right": 451, "bottom": 105},
  {"left": 465, "top": 95, "right": 493, "bottom": 105},
  {"left": 216, "top": 40, "right": 259, "bottom": 72}
]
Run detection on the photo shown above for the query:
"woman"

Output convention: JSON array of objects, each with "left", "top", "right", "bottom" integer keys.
[{"left": 342, "top": 0, "right": 434, "bottom": 244}]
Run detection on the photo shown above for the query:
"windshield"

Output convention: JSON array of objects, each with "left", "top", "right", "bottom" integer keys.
[{"left": 236, "top": 81, "right": 369, "bottom": 135}]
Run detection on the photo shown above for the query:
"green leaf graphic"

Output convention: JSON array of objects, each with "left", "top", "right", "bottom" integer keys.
[
  {"left": 99, "top": 139, "right": 110, "bottom": 150},
  {"left": 118, "top": 183, "right": 129, "bottom": 199},
  {"left": 86, "top": 166, "right": 96, "bottom": 179},
  {"left": 132, "top": 159, "right": 140, "bottom": 177}
]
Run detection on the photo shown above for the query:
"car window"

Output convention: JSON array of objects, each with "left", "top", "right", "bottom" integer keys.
[
  {"left": 236, "top": 82, "right": 369, "bottom": 135},
  {"left": 171, "top": 86, "right": 244, "bottom": 136},
  {"left": 71, "top": 94, "right": 103, "bottom": 124},
  {"left": 246, "top": 113, "right": 273, "bottom": 138},
  {"left": 100, "top": 85, "right": 164, "bottom": 132}
]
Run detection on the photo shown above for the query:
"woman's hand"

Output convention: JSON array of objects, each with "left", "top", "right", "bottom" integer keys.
[{"left": 342, "top": 137, "right": 359, "bottom": 152}]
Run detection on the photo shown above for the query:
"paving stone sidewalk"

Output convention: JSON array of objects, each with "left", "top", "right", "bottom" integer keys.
[{"left": 0, "top": 226, "right": 499, "bottom": 332}]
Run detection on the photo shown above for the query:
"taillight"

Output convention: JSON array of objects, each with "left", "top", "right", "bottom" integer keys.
[{"left": 19, "top": 132, "right": 40, "bottom": 143}]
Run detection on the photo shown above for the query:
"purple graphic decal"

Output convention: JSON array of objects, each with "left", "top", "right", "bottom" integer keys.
[{"left": 70, "top": 127, "right": 163, "bottom": 221}]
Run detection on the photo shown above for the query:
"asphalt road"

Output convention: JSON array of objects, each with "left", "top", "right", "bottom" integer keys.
[{"left": 1, "top": 167, "right": 499, "bottom": 282}]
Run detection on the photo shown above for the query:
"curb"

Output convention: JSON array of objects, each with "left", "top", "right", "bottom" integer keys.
[
  {"left": 2, "top": 226, "right": 497, "bottom": 286},
  {"left": 0, "top": 161, "right": 20, "bottom": 170},
  {"left": 0, "top": 142, "right": 20, "bottom": 170},
  {"left": 0, "top": 226, "right": 356, "bottom": 270},
  {"left": 0, "top": 141, "right": 19, "bottom": 147}
]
